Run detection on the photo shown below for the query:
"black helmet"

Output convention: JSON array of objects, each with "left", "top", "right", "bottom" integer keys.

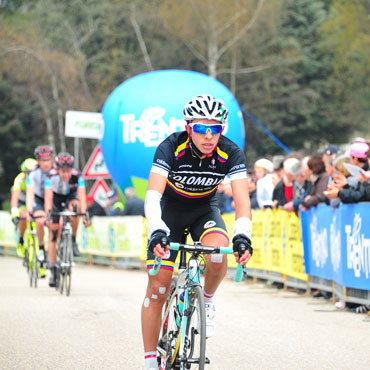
[{"left": 55, "top": 152, "right": 74, "bottom": 169}]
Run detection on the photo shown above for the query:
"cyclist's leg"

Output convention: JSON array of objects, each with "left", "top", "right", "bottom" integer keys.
[
  {"left": 68, "top": 197, "right": 80, "bottom": 256},
  {"left": 33, "top": 197, "right": 47, "bottom": 261},
  {"left": 191, "top": 205, "right": 229, "bottom": 295},
  {"left": 191, "top": 205, "right": 229, "bottom": 338},
  {"left": 142, "top": 269, "right": 174, "bottom": 352},
  {"left": 17, "top": 207, "right": 28, "bottom": 258},
  {"left": 18, "top": 207, "right": 28, "bottom": 239}
]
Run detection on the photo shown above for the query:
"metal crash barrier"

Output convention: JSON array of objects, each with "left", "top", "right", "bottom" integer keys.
[{"left": 1, "top": 204, "right": 369, "bottom": 305}]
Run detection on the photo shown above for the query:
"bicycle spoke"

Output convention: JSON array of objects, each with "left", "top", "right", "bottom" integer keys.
[
  {"left": 182, "top": 286, "right": 206, "bottom": 370},
  {"left": 157, "top": 278, "right": 181, "bottom": 370}
]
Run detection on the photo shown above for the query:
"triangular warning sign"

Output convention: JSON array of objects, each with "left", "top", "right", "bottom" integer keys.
[
  {"left": 82, "top": 145, "right": 110, "bottom": 179},
  {"left": 88, "top": 178, "right": 110, "bottom": 207}
]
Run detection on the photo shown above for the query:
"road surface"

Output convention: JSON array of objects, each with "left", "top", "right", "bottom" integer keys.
[{"left": 0, "top": 256, "right": 369, "bottom": 370}]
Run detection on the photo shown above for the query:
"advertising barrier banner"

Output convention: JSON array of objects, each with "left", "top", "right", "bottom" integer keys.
[{"left": 300, "top": 203, "right": 370, "bottom": 290}]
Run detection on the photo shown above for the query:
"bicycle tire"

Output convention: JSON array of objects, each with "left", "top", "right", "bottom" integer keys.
[
  {"left": 157, "top": 278, "right": 181, "bottom": 370},
  {"left": 59, "top": 238, "right": 65, "bottom": 295},
  {"left": 182, "top": 285, "right": 206, "bottom": 370},
  {"left": 65, "top": 233, "right": 72, "bottom": 296},
  {"left": 32, "top": 233, "right": 39, "bottom": 288}
]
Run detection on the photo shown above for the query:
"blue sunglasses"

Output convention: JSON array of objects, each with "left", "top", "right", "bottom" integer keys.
[{"left": 189, "top": 122, "right": 224, "bottom": 135}]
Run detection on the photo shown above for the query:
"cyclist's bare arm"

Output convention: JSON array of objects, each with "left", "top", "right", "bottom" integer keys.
[
  {"left": 77, "top": 187, "right": 90, "bottom": 225},
  {"left": 10, "top": 188, "right": 21, "bottom": 209},
  {"left": 26, "top": 185, "right": 35, "bottom": 215},
  {"left": 231, "top": 178, "right": 252, "bottom": 220},
  {"left": 231, "top": 178, "right": 252, "bottom": 265},
  {"left": 44, "top": 187, "right": 53, "bottom": 220},
  {"left": 146, "top": 172, "right": 169, "bottom": 258}
]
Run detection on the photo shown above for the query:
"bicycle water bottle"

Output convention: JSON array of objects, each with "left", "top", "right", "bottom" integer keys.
[
  {"left": 176, "top": 290, "right": 185, "bottom": 327},
  {"left": 178, "top": 291, "right": 185, "bottom": 314}
]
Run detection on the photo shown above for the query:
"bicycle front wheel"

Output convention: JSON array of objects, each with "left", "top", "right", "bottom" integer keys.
[
  {"left": 182, "top": 285, "right": 206, "bottom": 370},
  {"left": 157, "top": 278, "right": 181, "bottom": 370},
  {"left": 64, "top": 233, "right": 72, "bottom": 296}
]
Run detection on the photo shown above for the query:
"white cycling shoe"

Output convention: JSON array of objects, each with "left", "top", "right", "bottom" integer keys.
[
  {"left": 38, "top": 249, "right": 46, "bottom": 263},
  {"left": 205, "top": 303, "right": 216, "bottom": 338}
]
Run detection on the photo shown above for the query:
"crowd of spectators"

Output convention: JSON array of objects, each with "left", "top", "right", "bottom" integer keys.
[
  {"left": 215, "top": 138, "right": 370, "bottom": 313},
  {"left": 217, "top": 138, "right": 370, "bottom": 214},
  {"left": 87, "top": 186, "right": 144, "bottom": 218}
]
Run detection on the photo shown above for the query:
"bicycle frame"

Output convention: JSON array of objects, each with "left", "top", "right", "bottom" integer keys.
[
  {"left": 154, "top": 242, "right": 240, "bottom": 370},
  {"left": 50, "top": 209, "right": 88, "bottom": 296}
]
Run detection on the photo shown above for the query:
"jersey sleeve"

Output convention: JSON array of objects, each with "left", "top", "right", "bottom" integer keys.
[
  {"left": 227, "top": 145, "right": 248, "bottom": 181},
  {"left": 77, "top": 172, "right": 86, "bottom": 188},
  {"left": 150, "top": 138, "right": 175, "bottom": 178},
  {"left": 26, "top": 170, "right": 36, "bottom": 187},
  {"left": 12, "top": 173, "right": 25, "bottom": 192}
]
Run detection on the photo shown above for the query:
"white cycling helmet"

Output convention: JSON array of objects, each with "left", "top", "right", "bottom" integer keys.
[{"left": 183, "top": 94, "right": 228, "bottom": 124}]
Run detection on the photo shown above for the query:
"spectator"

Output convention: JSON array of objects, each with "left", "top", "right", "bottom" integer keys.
[
  {"left": 86, "top": 194, "right": 107, "bottom": 217},
  {"left": 273, "top": 158, "right": 300, "bottom": 208},
  {"left": 271, "top": 171, "right": 281, "bottom": 188},
  {"left": 319, "top": 144, "right": 340, "bottom": 166},
  {"left": 106, "top": 189, "right": 124, "bottom": 216},
  {"left": 349, "top": 141, "right": 369, "bottom": 171},
  {"left": 122, "top": 187, "right": 145, "bottom": 216},
  {"left": 254, "top": 158, "right": 274, "bottom": 209},
  {"left": 300, "top": 155, "right": 329, "bottom": 211},
  {"left": 285, "top": 157, "right": 312, "bottom": 212},
  {"left": 247, "top": 174, "right": 259, "bottom": 210}
]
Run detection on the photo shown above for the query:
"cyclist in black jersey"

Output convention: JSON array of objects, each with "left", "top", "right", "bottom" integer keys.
[
  {"left": 44, "top": 152, "right": 89, "bottom": 287},
  {"left": 142, "top": 94, "right": 253, "bottom": 370}
]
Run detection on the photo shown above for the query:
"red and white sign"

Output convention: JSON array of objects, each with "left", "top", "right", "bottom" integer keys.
[
  {"left": 88, "top": 178, "right": 110, "bottom": 207},
  {"left": 82, "top": 145, "right": 110, "bottom": 179}
]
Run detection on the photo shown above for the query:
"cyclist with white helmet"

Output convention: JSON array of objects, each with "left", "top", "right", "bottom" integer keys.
[
  {"left": 10, "top": 158, "right": 38, "bottom": 259},
  {"left": 142, "top": 94, "right": 253, "bottom": 370},
  {"left": 44, "top": 152, "right": 89, "bottom": 287},
  {"left": 26, "top": 145, "right": 54, "bottom": 269}
]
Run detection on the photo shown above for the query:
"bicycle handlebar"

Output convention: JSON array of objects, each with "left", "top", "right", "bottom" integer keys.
[
  {"left": 149, "top": 242, "right": 247, "bottom": 282},
  {"left": 48, "top": 210, "right": 90, "bottom": 222}
]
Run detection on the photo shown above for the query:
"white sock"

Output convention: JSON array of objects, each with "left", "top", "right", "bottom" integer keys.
[
  {"left": 144, "top": 351, "right": 158, "bottom": 370},
  {"left": 204, "top": 291, "right": 214, "bottom": 304}
]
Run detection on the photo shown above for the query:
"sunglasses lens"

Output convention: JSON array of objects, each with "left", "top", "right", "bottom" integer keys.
[{"left": 192, "top": 124, "right": 223, "bottom": 134}]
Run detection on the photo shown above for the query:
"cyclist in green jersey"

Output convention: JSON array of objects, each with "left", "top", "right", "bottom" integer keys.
[{"left": 10, "top": 158, "right": 38, "bottom": 258}]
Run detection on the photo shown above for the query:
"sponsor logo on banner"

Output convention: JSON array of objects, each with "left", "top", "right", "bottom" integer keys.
[
  {"left": 345, "top": 213, "right": 370, "bottom": 279},
  {"left": 330, "top": 214, "right": 341, "bottom": 272},
  {"left": 120, "top": 107, "right": 185, "bottom": 147},
  {"left": 310, "top": 214, "right": 328, "bottom": 268}
]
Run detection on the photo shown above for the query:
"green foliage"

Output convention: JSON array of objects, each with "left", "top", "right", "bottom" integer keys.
[{"left": 0, "top": 0, "right": 368, "bottom": 194}]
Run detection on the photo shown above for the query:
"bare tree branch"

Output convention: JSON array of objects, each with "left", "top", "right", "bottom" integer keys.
[
  {"left": 130, "top": 7, "right": 153, "bottom": 71},
  {"left": 218, "top": 0, "right": 265, "bottom": 58},
  {"left": 33, "top": 91, "right": 56, "bottom": 150}
]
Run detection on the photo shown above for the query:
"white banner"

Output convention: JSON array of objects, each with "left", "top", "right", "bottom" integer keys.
[{"left": 65, "top": 111, "right": 104, "bottom": 139}]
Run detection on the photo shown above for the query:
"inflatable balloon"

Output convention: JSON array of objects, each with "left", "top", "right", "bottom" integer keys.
[{"left": 101, "top": 70, "right": 245, "bottom": 195}]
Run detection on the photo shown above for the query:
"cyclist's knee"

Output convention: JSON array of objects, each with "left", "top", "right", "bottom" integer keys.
[
  {"left": 144, "top": 281, "right": 170, "bottom": 308},
  {"left": 207, "top": 254, "right": 227, "bottom": 272}
]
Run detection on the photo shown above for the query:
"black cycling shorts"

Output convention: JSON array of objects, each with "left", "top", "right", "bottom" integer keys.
[
  {"left": 146, "top": 197, "right": 229, "bottom": 271},
  {"left": 52, "top": 193, "right": 78, "bottom": 223},
  {"left": 33, "top": 196, "right": 45, "bottom": 213}
]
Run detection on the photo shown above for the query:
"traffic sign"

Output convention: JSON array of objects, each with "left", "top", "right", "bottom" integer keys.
[
  {"left": 88, "top": 178, "right": 110, "bottom": 207},
  {"left": 65, "top": 111, "right": 104, "bottom": 139},
  {"left": 82, "top": 145, "right": 110, "bottom": 179}
]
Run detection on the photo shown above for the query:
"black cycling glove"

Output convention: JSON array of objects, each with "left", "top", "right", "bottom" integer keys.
[
  {"left": 232, "top": 234, "right": 253, "bottom": 258},
  {"left": 148, "top": 229, "right": 171, "bottom": 254}
]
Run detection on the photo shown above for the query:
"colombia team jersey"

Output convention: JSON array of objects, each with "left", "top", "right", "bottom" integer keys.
[{"left": 151, "top": 131, "right": 247, "bottom": 204}]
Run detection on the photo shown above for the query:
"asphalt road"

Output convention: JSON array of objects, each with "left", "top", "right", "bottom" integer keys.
[{"left": 1, "top": 256, "right": 369, "bottom": 370}]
